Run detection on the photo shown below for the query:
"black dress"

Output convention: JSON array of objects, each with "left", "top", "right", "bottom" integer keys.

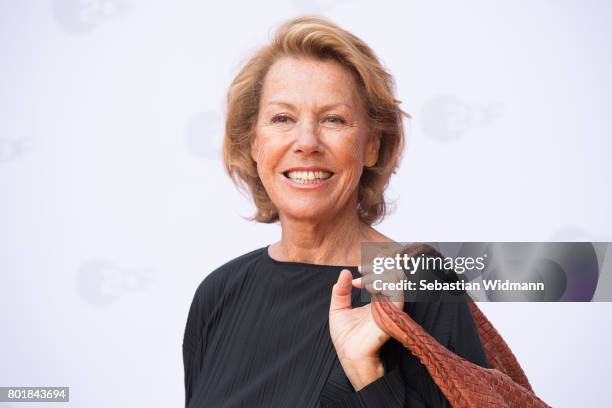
[{"left": 182, "top": 246, "right": 489, "bottom": 407}]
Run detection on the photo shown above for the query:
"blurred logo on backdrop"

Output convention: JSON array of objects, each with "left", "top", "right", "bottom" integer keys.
[
  {"left": 360, "top": 242, "right": 610, "bottom": 302},
  {"left": 75, "top": 258, "right": 154, "bottom": 307},
  {"left": 420, "top": 95, "right": 503, "bottom": 142},
  {"left": 550, "top": 225, "right": 609, "bottom": 243},
  {"left": 0, "top": 137, "right": 31, "bottom": 163},
  {"left": 53, "top": 0, "right": 128, "bottom": 34}
]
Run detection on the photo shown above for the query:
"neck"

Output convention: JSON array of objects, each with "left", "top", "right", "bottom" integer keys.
[{"left": 270, "top": 206, "right": 392, "bottom": 266}]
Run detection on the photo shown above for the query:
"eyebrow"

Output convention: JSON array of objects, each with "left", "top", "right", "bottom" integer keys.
[{"left": 266, "top": 101, "right": 354, "bottom": 111}]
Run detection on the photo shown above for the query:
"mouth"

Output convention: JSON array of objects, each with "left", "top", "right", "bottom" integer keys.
[{"left": 282, "top": 168, "right": 334, "bottom": 185}]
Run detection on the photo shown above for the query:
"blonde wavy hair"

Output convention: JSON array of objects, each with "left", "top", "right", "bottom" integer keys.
[{"left": 223, "top": 16, "right": 408, "bottom": 225}]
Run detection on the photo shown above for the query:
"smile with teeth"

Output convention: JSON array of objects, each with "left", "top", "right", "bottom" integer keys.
[{"left": 284, "top": 170, "right": 333, "bottom": 184}]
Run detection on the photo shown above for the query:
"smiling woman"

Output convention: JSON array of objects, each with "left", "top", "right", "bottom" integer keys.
[
  {"left": 223, "top": 17, "right": 405, "bottom": 228},
  {"left": 182, "top": 16, "right": 490, "bottom": 408},
  {"left": 251, "top": 57, "right": 380, "bottom": 223}
]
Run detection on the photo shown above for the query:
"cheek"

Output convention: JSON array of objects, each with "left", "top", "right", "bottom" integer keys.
[
  {"left": 253, "top": 134, "right": 285, "bottom": 178},
  {"left": 332, "top": 137, "right": 367, "bottom": 174},
  {"left": 256, "top": 149, "right": 275, "bottom": 181}
]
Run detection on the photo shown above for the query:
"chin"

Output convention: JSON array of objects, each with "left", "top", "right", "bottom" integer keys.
[{"left": 281, "top": 204, "right": 334, "bottom": 222}]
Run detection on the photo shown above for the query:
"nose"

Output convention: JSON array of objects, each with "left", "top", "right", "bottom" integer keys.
[{"left": 293, "top": 118, "right": 322, "bottom": 155}]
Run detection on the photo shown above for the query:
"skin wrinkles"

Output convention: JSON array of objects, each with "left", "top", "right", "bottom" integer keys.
[{"left": 252, "top": 57, "right": 377, "bottom": 232}]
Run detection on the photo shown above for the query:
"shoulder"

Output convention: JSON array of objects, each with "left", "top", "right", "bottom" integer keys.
[
  {"left": 191, "top": 246, "right": 267, "bottom": 306},
  {"left": 184, "top": 247, "right": 267, "bottom": 344}
]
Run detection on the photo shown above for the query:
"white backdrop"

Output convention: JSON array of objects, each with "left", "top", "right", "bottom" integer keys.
[{"left": 2, "top": 1, "right": 611, "bottom": 407}]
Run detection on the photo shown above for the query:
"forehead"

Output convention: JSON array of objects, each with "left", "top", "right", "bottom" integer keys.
[{"left": 260, "top": 56, "right": 363, "bottom": 109}]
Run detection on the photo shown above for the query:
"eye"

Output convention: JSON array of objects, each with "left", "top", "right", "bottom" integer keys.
[
  {"left": 322, "top": 115, "right": 347, "bottom": 125},
  {"left": 270, "top": 114, "right": 294, "bottom": 124}
]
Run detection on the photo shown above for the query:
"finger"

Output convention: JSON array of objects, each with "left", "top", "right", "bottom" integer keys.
[
  {"left": 358, "top": 261, "right": 374, "bottom": 276},
  {"left": 359, "top": 268, "right": 404, "bottom": 301},
  {"left": 330, "top": 269, "right": 354, "bottom": 312},
  {"left": 357, "top": 272, "right": 381, "bottom": 294}
]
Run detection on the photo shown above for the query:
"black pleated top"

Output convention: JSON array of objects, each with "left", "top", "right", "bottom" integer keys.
[{"left": 182, "top": 246, "right": 489, "bottom": 407}]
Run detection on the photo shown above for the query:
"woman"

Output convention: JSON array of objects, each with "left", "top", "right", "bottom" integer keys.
[{"left": 182, "top": 16, "right": 488, "bottom": 407}]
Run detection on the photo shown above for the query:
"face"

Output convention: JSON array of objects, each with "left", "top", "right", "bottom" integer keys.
[{"left": 252, "top": 57, "right": 379, "bottom": 223}]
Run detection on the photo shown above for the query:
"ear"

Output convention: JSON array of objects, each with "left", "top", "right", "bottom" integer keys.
[{"left": 364, "top": 132, "right": 381, "bottom": 168}]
